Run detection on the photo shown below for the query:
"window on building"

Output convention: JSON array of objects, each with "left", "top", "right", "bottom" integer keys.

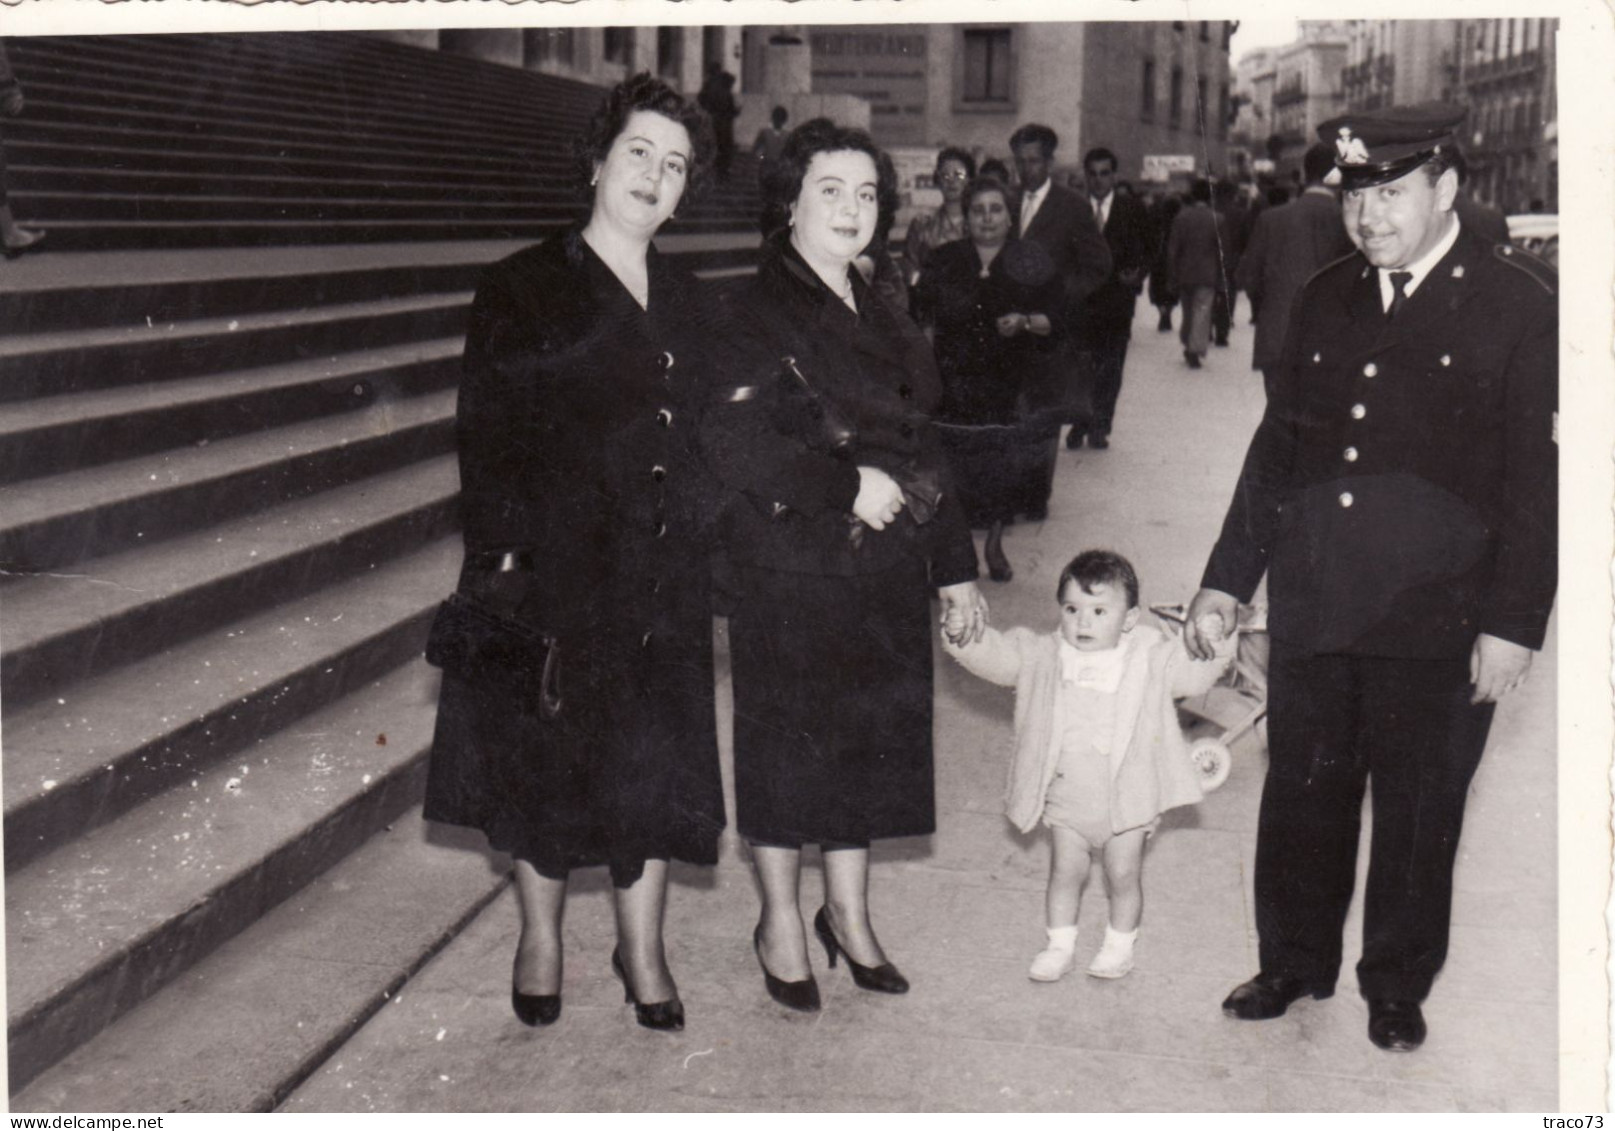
[
  {"left": 657, "top": 27, "right": 683, "bottom": 78},
  {"left": 1196, "top": 75, "right": 1208, "bottom": 131},
  {"left": 1173, "top": 21, "right": 1185, "bottom": 32},
  {"left": 524, "top": 27, "right": 576, "bottom": 68},
  {"left": 1199, "top": 21, "right": 1210, "bottom": 42},
  {"left": 1170, "top": 65, "right": 1183, "bottom": 127},
  {"left": 961, "top": 28, "right": 1014, "bottom": 103},
  {"left": 1141, "top": 58, "right": 1156, "bottom": 120},
  {"left": 1219, "top": 82, "right": 1230, "bottom": 137},
  {"left": 1223, "top": 23, "right": 1233, "bottom": 50},
  {"left": 604, "top": 27, "right": 635, "bottom": 66}
]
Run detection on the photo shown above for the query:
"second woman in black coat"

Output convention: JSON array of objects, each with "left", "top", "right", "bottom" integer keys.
[{"left": 705, "top": 119, "right": 988, "bottom": 1011}]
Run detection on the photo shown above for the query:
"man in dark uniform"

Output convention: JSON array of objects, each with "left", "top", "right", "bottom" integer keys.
[{"left": 1183, "top": 104, "right": 1557, "bottom": 1052}]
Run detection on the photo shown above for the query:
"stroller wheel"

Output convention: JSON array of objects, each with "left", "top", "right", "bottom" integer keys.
[{"left": 1188, "top": 737, "right": 1232, "bottom": 792}]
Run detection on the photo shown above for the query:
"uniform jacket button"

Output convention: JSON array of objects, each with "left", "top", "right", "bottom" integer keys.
[
  {"left": 647, "top": 576, "right": 661, "bottom": 594},
  {"left": 651, "top": 464, "right": 667, "bottom": 482},
  {"left": 1440, "top": 354, "right": 1452, "bottom": 367},
  {"left": 898, "top": 383, "right": 913, "bottom": 399},
  {"left": 1339, "top": 492, "right": 1354, "bottom": 508},
  {"left": 1312, "top": 352, "right": 1322, "bottom": 364},
  {"left": 658, "top": 350, "right": 675, "bottom": 370},
  {"left": 653, "top": 520, "right": 667, "bottom": 538},
  {"left": 1363, "top": 362, "right": 1378, "bottom": 378},
  {"left": 642, "top": 631, "right": 654, "bottom": 648},
  {"left": 656, "top": 408, "right": 673, "bottom": 428},
  {"left": 1350, "top": 403, "right": 1366, "bottom": 420},
  {"left": 1344, "top": 446, "right": 1359, "bottom": 462}
]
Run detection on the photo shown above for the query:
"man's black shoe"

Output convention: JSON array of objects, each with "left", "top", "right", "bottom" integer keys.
[
  {"left": 1221, "top": 972, "right": 1334, "bottom": 1020},
  {"left": 1184, "top": 350, "right": 1202, "bottom": 369},
  {"left": 1366, "top": 999, "right": 1426, "bottom": 1051},
  {"left": 1088, "top": 434, "right": 1109, "bottom": 450},
  {"left": 1065, "top": 430, "right": 1084, "bottom": 450}
]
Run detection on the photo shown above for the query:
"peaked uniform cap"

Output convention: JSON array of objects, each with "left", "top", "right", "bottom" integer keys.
[{"left": 1318, "top": 103, "right": 1467, "bottom": 188}]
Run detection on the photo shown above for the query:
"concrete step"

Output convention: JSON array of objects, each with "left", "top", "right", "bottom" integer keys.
[
  {"left": 0, "top": 338, "right": 462, "bottom": 483},
  {"left": 2, "top": 535, "right": 461, "bottom": 871},
  {"left": 2, "top": 453, "right": 460, "bottom": 704},
  {"left": 0, "top": 386, "right": 456, "bottom": 572},
  {"left": 10, "top": 34, "right": 603, "bottom": 137},
  {"left": 13, "top": 213, "right": 753, "bottom": 254},
  {"left": 0, "top": 238, "right": 762, "bottom": 335},
  {"left": 9, "top": 806, "right": 509, "bottom": 1112},
  {"left": 4, "top": 657, "right": 455, "bottom": 1093},
  {"left": 0, "top": 290, "right": 470, "bottom": 401}
]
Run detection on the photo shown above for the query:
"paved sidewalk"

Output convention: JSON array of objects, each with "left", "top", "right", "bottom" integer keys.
[{"left": 282, "top": 299, "right": 1556, "bottom": 1113}]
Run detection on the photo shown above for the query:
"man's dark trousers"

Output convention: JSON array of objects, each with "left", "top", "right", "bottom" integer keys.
[{"left": 1256, "top": 642, "right": 1497, "bottom": 1002}]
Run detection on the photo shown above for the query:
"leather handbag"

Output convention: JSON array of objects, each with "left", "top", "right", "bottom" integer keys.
[{"left": 425, "top": 591, "right": 563, "bottom": 720}]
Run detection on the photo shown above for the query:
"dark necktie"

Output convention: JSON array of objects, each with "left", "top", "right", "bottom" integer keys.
[{"left": 1386, "top": 271, "right": 1413, "bottom": 321}]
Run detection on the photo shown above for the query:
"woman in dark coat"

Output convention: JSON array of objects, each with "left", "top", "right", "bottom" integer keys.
[
  {"left": 424, "top": 75, "right": 723, "bottom": 1033},
  {"left": 703, "top": 119, "right": 989, "bottom": 1012},
  {"left": 912, "top": 175, "right": 1064, "bottom": 583}
]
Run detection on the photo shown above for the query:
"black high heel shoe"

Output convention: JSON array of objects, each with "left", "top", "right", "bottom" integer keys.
[
  {"left": 813, "top": 907, "right": 909, "bottom": 994},
  {"left": 511, "top": 986, "right": 561, "bottom": 1027},
  {"left": 610, "top": 948, "right": 685, "bottom": 1031},
  {"left": 753, "top": 924, "right": 821, "bottom": 1012}
]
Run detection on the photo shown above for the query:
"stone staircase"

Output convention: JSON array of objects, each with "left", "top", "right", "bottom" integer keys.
[{"left": 1, "top": 31, "right": 762, "bottom": 1109}]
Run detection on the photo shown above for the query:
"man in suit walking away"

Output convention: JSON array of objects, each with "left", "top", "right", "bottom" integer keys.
[
  {"left": 1008, "top": 123, "right": 1112, "bottom": 515},
  {"left": 1184, "top": 104, "right": 1557, "bottom": 1054},
  {"left": 1237, "top": 143, "right": 1355, "bottom": 398},
  {"left": 1070, "top": 146, "right": 1152, "bottom": 450},
  {"left": 1165, "top": 179, "right": 1223, "bottom": 369}
]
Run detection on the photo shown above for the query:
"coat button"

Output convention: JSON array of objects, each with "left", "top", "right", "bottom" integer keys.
[
  {"left": 642, "top": 631, "right": 654, "bottom": 648},
  {"left": 770, "top": 501, "right": 789, "bottom": 519},
  {"left": 647, "top": 577, "right": 661, "bottom": 594},
  {"left": 1312, "top": 352, "right": 1322, "bottom": 364},
  {"left": 653, "top": 521, "right": 667, "bottom": 538},
  {"left": 1339, "top": 492, "right": 1354, "bottom": 508},
  {"left": 1440, "top": 354, "right": 1452, "bottom": 367},
  {"left": 1362, "top": 362, "right": 1378, "bottom": 378},
  {"left": 898, "top": 383, "right": 913, "bottom": 399},
  {"left": 1344, "top": 446, "right": 1359, "bottom": 462},
  {"left": 658, "top": 350, "right": 675, "bottom": 370},
  {"left": 651, "top": 464, "right": 667, "bottom": 482},
  {"left": 1350, "top": 403, "right": 1366, "bottom": 420},
  {"left": 656, "top": 409, "right": 673, "bottom": 428}
]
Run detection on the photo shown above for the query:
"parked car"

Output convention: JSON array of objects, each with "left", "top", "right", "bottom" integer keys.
[{"left": 1506, "top": 213, "right": 1558, "bottom": 267}]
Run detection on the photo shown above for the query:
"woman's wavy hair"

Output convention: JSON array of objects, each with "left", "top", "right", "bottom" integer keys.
[
  {"left": 758, "top": 117, "right": 900, "bottom": 240},
  {"left": 960, "top": 174, "right": 1019, "bottom": 234},
  {"left": 573, "top": 72, "right": 715, "bottom": 205}
]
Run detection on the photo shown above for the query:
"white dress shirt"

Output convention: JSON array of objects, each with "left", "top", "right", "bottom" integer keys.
[
  {"left": 1091, "top": 190, "right": 1112, "bottom": 230},
  {"left": 1377, "top": 214, "right": 1462, "bottom": 311},
  {"left": 1019, "top": 180, "right": 1050, "bottom": 236}
]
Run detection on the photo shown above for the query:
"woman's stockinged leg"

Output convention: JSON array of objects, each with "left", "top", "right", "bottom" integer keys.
[
  {"left": 823, "top": 845, "right": 890, "bottom": 968},
  {"left": 1102, "top": 828, "right": 1149, "bottom": 931},
  {"left": 1046, "top": 826, "right": 1093, "bottom": 928},
  {"left": 613, "top": 858, "right": 677, "bottom": 1004},
  {"left": 752, "top": 843, "right": 812, "bottom": 981},
  {"left": 512, "top": 860, "right": 567, "bottom": 996}
]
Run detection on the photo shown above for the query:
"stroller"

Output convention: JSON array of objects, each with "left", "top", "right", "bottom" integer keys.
[{"left": 1149, "top": 601, "right": 1271, "bottom": 792}]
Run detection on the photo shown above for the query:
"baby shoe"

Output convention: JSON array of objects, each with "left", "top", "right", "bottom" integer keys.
[
  {"left": 1086, "top": 925, "right": 1138, "bottom": 979},
  {"left": 1028, "top": 925, "right": 1079, "bottom": 982}
]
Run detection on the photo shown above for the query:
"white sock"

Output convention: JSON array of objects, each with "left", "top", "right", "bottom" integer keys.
[
  {"left": 1044, "top": 925, "right": 1079, "bottom": 951},
  {"left": 1029, "top": 925, "right": 1080, "bottom": 981}
]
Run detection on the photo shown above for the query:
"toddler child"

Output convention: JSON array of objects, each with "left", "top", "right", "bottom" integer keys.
[{"left": 943, "top": 550, "right": 1234, "bottom": 980}]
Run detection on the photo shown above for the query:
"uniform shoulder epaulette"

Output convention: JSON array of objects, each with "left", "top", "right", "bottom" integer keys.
[{"left": 1492, "top": 242, "right": 1557, "bottom": 296}]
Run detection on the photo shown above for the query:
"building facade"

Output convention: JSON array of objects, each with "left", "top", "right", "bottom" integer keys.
[
  {"left": 1455, "top": 18, "right": 1557, "bottom": 212},
  {"left": 1341, "top": 20, "right": 1460, "bottom": 111},
  {"left": 1268, "top": 23, "right": 1350, "bottom": 182}
]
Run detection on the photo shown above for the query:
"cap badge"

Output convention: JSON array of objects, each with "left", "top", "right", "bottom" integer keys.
[
  {"left": 1336, "top": 127, "right": 1370, "bottom": 165},
  {"left": 1452, "top": 264, "right": 1465, "bottom": 279}
]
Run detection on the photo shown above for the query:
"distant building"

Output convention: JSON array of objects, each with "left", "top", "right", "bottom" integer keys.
[
  {"left": 1269, "top": 23, "right": 1350, "bottom": 182},
  {"left": 1341, "top": 21, "right": 1461, "bottom": 111},
  {"left": 1455, "top": 18, "right": 1557, "bottom": 212}
]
